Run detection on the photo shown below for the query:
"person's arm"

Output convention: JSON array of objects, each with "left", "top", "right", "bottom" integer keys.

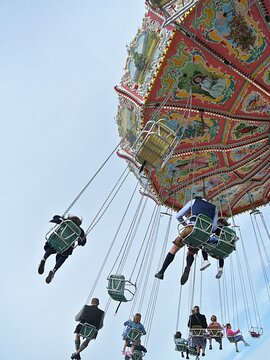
[
  {"left": 124, "top": 320, "right": 131, "bottom": 326},
  {"left": 176, "top": 200, "right": 194, "bottom": 224},
  {"left": 187, "top": 315, "right": 192, "bottom": 328},
  {"left": 202, "top": 315, "right": 208, "bottom": 329},
  {"left": 98, "top": 311, "right": 105, "bottom": 330},
  {"left": 49, "top": 215, "right": 63, "bottom": 224},
  {"left": 140, "top": 324, "right": 146, "bottom": 335},
  {"left": 75, "top": 306, "right": 85, "bottom": 322},
  {"left": 212, "top": 207, "right": 218, "bottom": 231},
  {"left": 78, "top": 229, "right": 87, "bottom": 246}
]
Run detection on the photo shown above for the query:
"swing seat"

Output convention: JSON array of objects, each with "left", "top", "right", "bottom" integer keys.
[
  {"left": 187, "top": 346, "right": 198, "bottom": 356},
  {"left": 107, "top": 274, "right": 136, "bottom": 302},
  {"left": 227, "top": 335, "right": 236, "bottom": 343},
  {"left": 203, "top": 226, "right": 237, "bottom": 259},
  {"left": 190, "top": 325, "right": 205, "bottom": 337},
  {"left": 79, "top": 323, "right": 97, "bottom": 340},
  {"left": 175, "top": 341, "right": 188, "bottom": 352},
  {"left": 182, "top": 214, "right": 213, "bottom": 248},
  {"left": 123, "top": 327, "right": 142, "bottom": 343},
  {"left": 207, "top": 327, "right": 223, "bottom": 338},
  {"left": 134, "top": 119, "right": 177, "bottom": 168},
  {"left": 132, "top": 350, "right": 144, "bottom": 360},
  {"left": 249, "top": 327, "right": 263, "bottom": 338},
  {"left": 46, "top": 220, "right": 81, "bottom": 253}
]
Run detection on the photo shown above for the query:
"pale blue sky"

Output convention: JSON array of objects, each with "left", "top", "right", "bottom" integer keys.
[{"left": 1, "top": 1, "right": 269, "bottom": 360}]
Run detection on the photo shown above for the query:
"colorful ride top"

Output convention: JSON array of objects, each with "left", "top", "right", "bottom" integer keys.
[{"left": 115, "top": 0, "right": 270, "bottom": 216}]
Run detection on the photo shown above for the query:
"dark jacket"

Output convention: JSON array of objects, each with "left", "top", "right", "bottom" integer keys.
[
  {"left": 188, "top": 313, "right": 208, "bottom": 329},
  {"left": 75, "top": 305, "right": 105, "bottom": 330}
]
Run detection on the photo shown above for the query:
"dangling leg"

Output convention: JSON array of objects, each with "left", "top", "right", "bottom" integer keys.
[
  {"left": 155, "top": 225, "right": 193, "bottom": 280},
  {"left": 38, "top": 243, "right": 55, "bottom": 275},
  {"left": 180, "top": 248, "right": 196, "bottom": 285},
  {"left": 215, "top": 258, "right": 224, "bottom": 279},
  {"left": 200, "top": 249, "right": 211, "bottom": 271},
  {"left": 71, "top": 334, "right": 82, "bottom": 359},
  {"left": 45, "top": 254, "right": 68, "bottom": 284}
]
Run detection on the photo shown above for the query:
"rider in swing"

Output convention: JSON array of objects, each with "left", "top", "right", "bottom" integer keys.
[{"left": 155, "top": 193, "right": 218, "bottom": 285}]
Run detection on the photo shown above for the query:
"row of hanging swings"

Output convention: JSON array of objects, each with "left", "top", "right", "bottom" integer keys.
[{"left": 106, "top": 193, "right": 151, "bottom": 308}]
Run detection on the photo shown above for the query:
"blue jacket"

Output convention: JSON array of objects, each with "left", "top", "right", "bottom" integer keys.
[{"left": 176, "top": 198, "right": 218, "bottom": 230}]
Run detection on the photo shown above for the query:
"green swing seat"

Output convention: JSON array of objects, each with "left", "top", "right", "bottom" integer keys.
[
  {"left": 227, "top": 335, "right": 236, "bottom": 343},
  {"left": 175, "top": 341, "right": 188, "bottom": 352},
  {"left": 134, "top": 119, "right": 177, "bottom": 168},
  {"left": 125, "top": 328, "right": 142, "bottom": 343},
  {"left": 187, "top": 346, "right": 198, "bottom": 356},
  {"left": 182, "top": 214, "right": 213, "bottom": 248},
  {"left": 46, "top": 219, "right": 81, "bottom": 253},
  {"left": 107, "top": 274, "right": 136, "bottom": 302},
  {"left": 79, "top": 323, "right": 97, "bottom": 340},
  {"left": 207, "top": 327, "right": 223, "bottom": 338},
  {"left": 203, "top": 226, "right": 237, "bottom": 259},
  {"left": 132, "top": 350, "right": 144, "bottom": 360}
]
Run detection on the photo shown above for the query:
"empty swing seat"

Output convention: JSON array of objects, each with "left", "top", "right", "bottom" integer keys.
[
  {"left": 79, "top": 323, "right": 97, "bottom": 340},
  {"left": 107, "top": 274, "right": 136, "bottom": 302},
  {"left": 249, "top": 327, "right": 263, "bottom": 338},
  {"left": 134, "top": 119, "right": 177, "bottom": 167},
  {"left": 203, "top": 227, "right": 237, "bottom": 259},
  {"left": 46, "top": 219, "right": 81, "bottom": 253},
  {"left": 182, "top": 214, "right": 213, "bottom": 248}
]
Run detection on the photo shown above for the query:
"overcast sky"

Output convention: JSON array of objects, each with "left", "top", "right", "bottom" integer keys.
[{"left": 1, "top": 1, "right": 269, "bottom": 360}]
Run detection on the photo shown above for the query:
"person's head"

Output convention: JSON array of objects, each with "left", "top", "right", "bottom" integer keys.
[
  {"left": 192, "top": 305, "right": 200, "bottom": 314},
  {"left": 218, "top": 217, "right": 230, "bottom": 227},
  {"left": 225, "top": 323, "right": 231, "bottom": 329},
  {"left": 174, "top": 331, "right": 182, "bottom": 338},
  {"left": 133, "top": 313, "right": 141, "bottom": 323},
  {"left": 211, "top": 315, "right": 217, "bottom": 322},
  {"left": 91, "top": 298, "right": 100, "bottom": 306},
  {"left": 68, "top": 215, "right": 82, "bottom": 226}
]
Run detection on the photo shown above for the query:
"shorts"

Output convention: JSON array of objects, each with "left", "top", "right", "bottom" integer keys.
[{"left": 173, "top": 225, "right": 194, "bottom": 247}]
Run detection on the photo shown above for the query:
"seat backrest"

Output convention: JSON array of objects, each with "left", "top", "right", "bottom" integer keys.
[
  {"left": 126, "top": 327, "right": 142, "bottom": 342},
  {"left": 227, "top": 335, "right": 236, "bottom": 343},
  {"left": 190, "top": 325, "right": 205, "bottom": 337},
  {"left": 107, "top": 274, "right": 136, "bottom": 302},
  {"left": 208, "top": 327, "right": 223, "bottom": 337},
  {"left": 79, "top": 323, "right": 97, "bottom": 340},
  {"left": 183, "top": 214, "right": 213, "bottom": 248},
  {"left": 132, "top": 350, "right": 144, "bottom": 360},
  {"left": 47, "top": 220, "right": 81, "bottom": 253}
]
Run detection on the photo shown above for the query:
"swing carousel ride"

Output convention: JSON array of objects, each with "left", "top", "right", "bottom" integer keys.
[
  {"left": 115, "top": 0, "right": 270, "bottom": 217},
  {"left": 44, "top": 2, "right": 270, "bottom": 359}
]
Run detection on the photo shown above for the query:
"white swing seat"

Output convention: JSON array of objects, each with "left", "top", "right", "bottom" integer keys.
[
  {"left": 107, "top": 274, "right": 136, "bottom": 302},
  {"left": 207, "top": 327, "right": 223, "bottom": 338},
  {"left": 190, "top": 325, "right": 205, "bottom": 337}
]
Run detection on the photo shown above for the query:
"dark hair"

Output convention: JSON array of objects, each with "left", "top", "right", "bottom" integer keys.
[{"left": 174, "top": 331, "right": 182, "bottom": 338}]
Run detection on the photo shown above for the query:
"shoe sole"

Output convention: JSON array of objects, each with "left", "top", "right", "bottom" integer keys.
[
  {"left": 180, "top": 267, "right": 190, "bottom": 285},
  {"left": 38, "top": 260, "right": 45, "bottom": 275},
  {"left": 200, "top": 263, "right": 211, "bottom": 271},
  {"left": 46, "top": 271, "right": 54, "bottom": 284}
]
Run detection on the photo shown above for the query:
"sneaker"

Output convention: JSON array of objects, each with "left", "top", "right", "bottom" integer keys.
[
  {"left": 219, "top": 345, "right": 222, "bottom": 350},
  {"left": 215, "top": 268, "right": 223, "bottom": 279},
  {"left": 71, "top": 353, "right": 80, "bottom": 360},
  {"left": 45, "top": 270, "right": 55, "bottom": 284},
  {"left": 38, "top": 259, "right": 45, "bottom": 274},
  {"left": 209, "top": 345, "right": 212, "bottom": 350},
  {"left": 154, "top": 271, "right": 164, "bottom": 280},
  {"left": 200, "top": 260, "right": 211, "bottom": 271},
  {"left": 202, "top": 353, "right": 205, "bottom": 356},
  {"left": 180, "top": 266, "right": 190, "bottom": 285}
]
